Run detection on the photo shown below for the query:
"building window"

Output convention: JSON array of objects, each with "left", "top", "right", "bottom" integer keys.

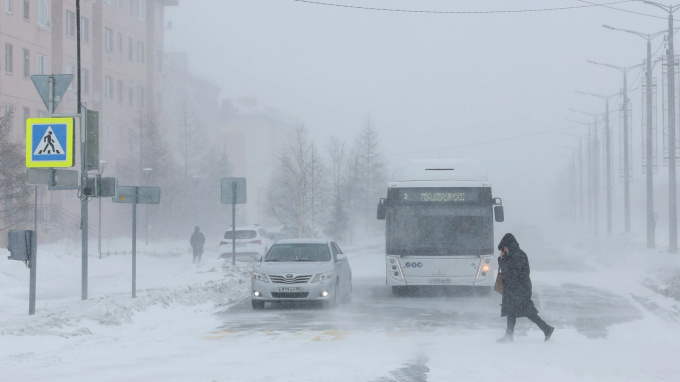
[
  {"left": 82, "top": 68, "right": 89, "bottom": 94},
  {"left": 36, "top": 0, "right": 48, "bottom": 28},
  {"left": 138, "top": 0, "right": 145, "bottom": 20},
  {"left": 156, "top": 49, "right": 162, "bottom": 71},
  {"left": 36, "top": 53, "right": 47, "bottom": 75},
  {"left": 137, "top": 86, "right": 145, "bottom": 109},
  {"left": 5, "top": 103, "right": 13, "bottom": 114},
  {"left": 5, "top": 0, "right": 13, "bottom": 14},
  {"left": 66, "top": 63, "right": 74, "bottom": 89},
  {"left": 128, "top": 80, "right": 134, "bottom": 107},
  {"left": 37, "top": 110, "right": 46, "bottom": 118},
  {"left": 81, "top": 17, "right": 89, "bottom": 43},
  {"left": 129, "top": 0, "right": 135, "bottom": 16},
  {"left": 66, "top": 10, "right": 76, "bottom": 38},
  {"left": 128, "top": 37, "right": 133, "bottom": 61},
  {"left": 117, "top": 79, "right": 122, "bottom": 103},
  {"left": 117, "top": 32, "right": 123, "bottom": 58},
  {"left": 137, "top": 41, "right": 144, "bottom": 64},
  {"left": 4, "top": 43, "right": 13, "bottom": 74},
  {"left": 105, "top": 27, "right": 114, "bottom": 52},
  {"left": 23, "top": 106, "right": 30, "bottom": 121},
  {"left": 155, "top": 5, "right": 163, "bottom": 30},
  {"left": 22, "top": 48, "right": 29, "bottom": 78},
  {"left": 22, "top": 0, "right": 28, "bottom": 20},
  {"left": 105, "top": 76, "right": 113, "bottom": 100},
  {"left": 156, "top": 92, "right": 162, "bottom": 111}
]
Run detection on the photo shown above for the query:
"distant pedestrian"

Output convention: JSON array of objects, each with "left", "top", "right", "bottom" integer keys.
[
  {"left": 496, "top": 233, "right": 554, "bottom": 342},
  {"left": 190, "top": 226, "right": 205, "bottom": 264}
]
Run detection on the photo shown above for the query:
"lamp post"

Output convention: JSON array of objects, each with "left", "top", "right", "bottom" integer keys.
[
  {"left": 559, "top": 132, "right": 587, "bottom": 226},
  {"left": 576, "top": 90, "right": 619, "bottom": 237},
  {"left": 602, "top": 25, "right": 665, "bottom": 246},
  {"left": 642, "top": 0, "right": 680, "bottom": 252},
  {"left": 586, "top": 60, "right": 644, "bottom": 233},
  {"left": 569, "top": 111, "right": 601, "bottom": 236},
  {"left": 142, "top": 168, "right": 153, "bottom": 245},
  {"left": 191, "top": 175, "right": 200, "bottom": 225},
  {"left": 98, "top": 160, "right": 108, "bottom": 257}
]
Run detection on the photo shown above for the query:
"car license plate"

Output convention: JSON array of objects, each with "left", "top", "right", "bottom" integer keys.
[
  {"left": 277, "top": 287, "right": 302, "bottom": 292},
  {"left": 428, "top": 278, "right": 451, "bottom": 285}
]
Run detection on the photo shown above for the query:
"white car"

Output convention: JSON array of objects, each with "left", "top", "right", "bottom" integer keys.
[
  {"left": 250, "top": 239, "right": 352, "bottom": 309},
  {"left": 219, "top": 226, "right": 273, "bottom": 262}
]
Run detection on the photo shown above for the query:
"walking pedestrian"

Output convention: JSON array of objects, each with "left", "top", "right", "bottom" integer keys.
[
  {"left": 496, "top": 233, "right": 554, "bottom": 342},
  {"left": 190, "top": 226, "right": 205, "bottom": 264}
]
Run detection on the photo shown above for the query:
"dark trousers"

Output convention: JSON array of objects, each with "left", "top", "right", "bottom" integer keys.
[
  {"left": 506, "top": 312, "right": 551, "bottom": 335},
  {"left": 192, "top": 250, "right": 203, "bottom": 264}
]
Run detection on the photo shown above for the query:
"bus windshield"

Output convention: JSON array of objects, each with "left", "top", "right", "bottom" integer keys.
[{"left": 386, "top": 189, "right": 494, "bottom": 256}]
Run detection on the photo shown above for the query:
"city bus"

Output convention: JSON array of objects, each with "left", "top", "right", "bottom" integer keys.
[{"left": 376, "top": 159, "right": 504, "bottom": 295}]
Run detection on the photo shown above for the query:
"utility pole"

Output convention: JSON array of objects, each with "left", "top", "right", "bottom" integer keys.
[
  {"left": 644, "top": 1, "right": 680, "bottom": 252},
  {"left": 587, "top": 60, "right": 644, "bottom": 234},
  {"left": 602, "top": 25, "right": 665, "bottom": 246},
  {"left": 576, "top": 90, "right": 620, "bottom": 237},
  {"left": 570, "top": 111, "right": 601, "bottom": 237}
]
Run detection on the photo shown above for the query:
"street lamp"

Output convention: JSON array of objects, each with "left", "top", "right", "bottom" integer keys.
[
  {"left": 559, "top": 132, "right": 587, "bottom": 226},
  {"left": 191, "top": 175, "right": 200, "bottom": 225},
  {"left": 575, "top": 90, "right": 619, "bottom": 237},
  {"left": 641, "top": 0, "right": 680, "bottom": 252},
  {"left": 602, "top": 24, "right": 666, "bottom": 246},
  {"left": 586, "top": 60, "right": 644, "bottom": 234},
  {"left": 142, "top": 168, "right": 153, "bottom": 245},
  {"left": 567, "top": 115, "right": 600, "bottom": 236},
  {"left": 573, "top": 110, "right": 603, "bottom": 237},
  {"left": 98, "top": 160, "right": 108, "bottom": 257}
]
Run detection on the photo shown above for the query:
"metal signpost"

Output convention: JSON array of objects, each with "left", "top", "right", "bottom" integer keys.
[
  {"left": 113, "top": 185, "right": 161, "bottom": 298},
  {"left": 220, "top": 178, "right": 247, "bottom": 265},
  {"left": 7, "top": 230, "right": 37, "bottom": 315}
]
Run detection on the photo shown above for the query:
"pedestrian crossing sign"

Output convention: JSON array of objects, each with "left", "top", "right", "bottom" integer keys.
[{"left": 25, "top": 118, "right": 75, "bottom": 168}]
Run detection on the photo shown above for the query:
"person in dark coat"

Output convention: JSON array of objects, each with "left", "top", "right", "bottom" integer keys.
[
  {"left": 190, "top": 226, "right": 206, "bottom": 264},
  {"left": 496, "top": 233, "right": 554, "bottom": 342}
]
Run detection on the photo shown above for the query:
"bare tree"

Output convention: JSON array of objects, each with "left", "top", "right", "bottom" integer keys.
[
  {"left": 264, "top": 126, "right": 325, "bottom": 237},
  {"left": 0, "top": 106, "right": 31, "bottom": 231}
]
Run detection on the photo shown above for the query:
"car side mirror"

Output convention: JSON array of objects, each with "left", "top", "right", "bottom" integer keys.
[
  {"left": 336, "top": 254, "right": 347, "bottom": 262},
  {"left": 377, "top": 198, "right": 387, "bottom": 220},
  {"left": 494, "top": 205, "right": 504, "bottom": 222}
]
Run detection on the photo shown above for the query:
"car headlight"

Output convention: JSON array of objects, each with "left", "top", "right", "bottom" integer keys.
[
  {"left": 311, "top": 271, "right": 334, "bottom": 283},
  {"left": 252, "top": 272, "right": 269, "bottom": 283}
]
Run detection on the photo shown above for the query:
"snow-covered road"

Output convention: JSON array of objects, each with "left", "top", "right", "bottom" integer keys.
[{"left": 1, "top": 236, "right": 679, "bottom": 381}]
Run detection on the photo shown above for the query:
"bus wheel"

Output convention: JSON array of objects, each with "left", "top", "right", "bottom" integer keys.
[
  {"left": 392, "top": 286, "right": 407, "bottom": 296},
  {"left": 476, "top": 286, "right": 492, "bottom": 296}
]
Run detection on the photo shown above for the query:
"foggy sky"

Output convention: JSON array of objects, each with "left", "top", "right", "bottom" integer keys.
[{"left": 165, "top": 0, "right": 675, "bottom": 239}]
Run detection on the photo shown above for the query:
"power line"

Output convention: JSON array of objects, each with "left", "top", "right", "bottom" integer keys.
[
  {"left": 577, "top": 0, "right": 674, "bottom": 20},
  {"left": 386, "top": 124, "right": 587, "bottom": 157},
  {"left": 294, "top": 0, "right": 636, "bottom": 14}
]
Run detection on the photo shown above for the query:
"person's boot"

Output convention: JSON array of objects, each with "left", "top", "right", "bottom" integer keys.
[
  {"left": 544, "top": 326, "right": 555, "bottom": 342},
  {"left": 496, "top": 333, "right": 513, "bottom": 343}
]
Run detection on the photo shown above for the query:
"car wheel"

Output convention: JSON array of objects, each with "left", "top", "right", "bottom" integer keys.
[
  {"left": 251, "top": 300, "right": 265, "bottom": 310},
  {"left": 345, "top": 275, "right": 352, "bottom": 303},
  {"left": 325, "top": 282, "right": 340, "bottom": 309}
]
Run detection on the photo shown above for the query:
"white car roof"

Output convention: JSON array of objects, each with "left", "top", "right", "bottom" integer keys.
[{"left": 274, "top": 239, "right": 329, "bottom": 245}]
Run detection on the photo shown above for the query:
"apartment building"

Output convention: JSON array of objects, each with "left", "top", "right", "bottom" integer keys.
[{"left": 0, "top": 0, "right": 176, "bottom": 237}]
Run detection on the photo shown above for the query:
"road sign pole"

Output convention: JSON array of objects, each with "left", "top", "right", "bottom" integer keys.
[
  {"left": 232, "top": 182, "right": 236, "bottom": 266},
  {"left": 132, "top": 193, "right": 137, "bottom": 298},
  {"left": 81, "top": 106, "right": 88, "bottom": 300}
]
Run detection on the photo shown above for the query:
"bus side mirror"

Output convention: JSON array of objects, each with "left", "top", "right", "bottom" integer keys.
[
  {"left": 494, "top": 206, "right": 504, "bottom": 222},
  {"left": 377, "top": 198, "right": 387, "bottom": 220}
]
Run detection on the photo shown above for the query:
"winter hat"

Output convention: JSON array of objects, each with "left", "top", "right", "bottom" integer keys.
[{"left": 497, "top": 233, "right": 519, "bottom": 250}]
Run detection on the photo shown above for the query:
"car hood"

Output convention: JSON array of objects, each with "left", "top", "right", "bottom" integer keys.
[{"left": 256, "top": 261, "right": 333, "bottom": 275}]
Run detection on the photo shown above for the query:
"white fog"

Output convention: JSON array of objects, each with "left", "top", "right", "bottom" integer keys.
[{"left": 1, "top": 1, "right": 680, "bottom": 381}]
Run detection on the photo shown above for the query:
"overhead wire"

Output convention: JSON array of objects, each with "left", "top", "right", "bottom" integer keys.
[
  {"left": 294, "top": 0, "right": 637, "bottom": 14},
  {"left": 385, "top": 124, "right": 590, "bottom": 157}
]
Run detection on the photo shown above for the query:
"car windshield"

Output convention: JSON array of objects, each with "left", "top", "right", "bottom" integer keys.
[
  {"left": 264, "top": 243, "right": 331, "bottom": 262},
  {"left": 224, "top": 230, "right": 257, "bottom": 240}
]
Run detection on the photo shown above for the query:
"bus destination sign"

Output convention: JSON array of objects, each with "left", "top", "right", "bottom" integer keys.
[{"left": 395, "top": 188, "right": 480, "bottom": 203}]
